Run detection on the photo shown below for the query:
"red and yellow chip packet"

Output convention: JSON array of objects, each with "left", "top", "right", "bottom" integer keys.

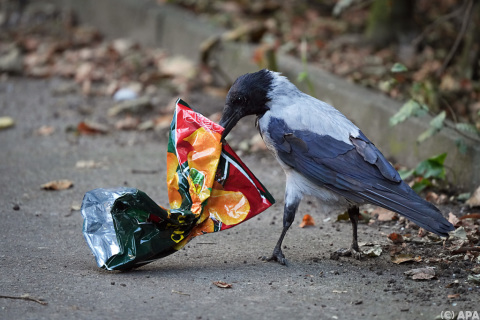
[{"left": 81, "top": 99, "right": 275, "bottom": 270}]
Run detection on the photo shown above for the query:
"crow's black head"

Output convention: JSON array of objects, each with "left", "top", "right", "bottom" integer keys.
[{"left": 219, "top": 69, "right": 274, "bottom": 139}]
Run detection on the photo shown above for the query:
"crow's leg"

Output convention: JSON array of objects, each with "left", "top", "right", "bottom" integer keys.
[
  {"left": 333, "top": 206, "right": 362, "bottom": 260},
  {"left": 262, "top": 190, "right": 301, "bottom": 266}
]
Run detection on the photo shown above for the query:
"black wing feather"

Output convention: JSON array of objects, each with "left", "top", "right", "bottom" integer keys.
[{"left": 268, "top": 118, "right": 454, "bottom": 236}]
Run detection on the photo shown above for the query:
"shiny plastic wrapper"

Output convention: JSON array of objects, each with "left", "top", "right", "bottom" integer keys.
[{"left": 81, "top": 99, "right": 275, "bottom": 270}]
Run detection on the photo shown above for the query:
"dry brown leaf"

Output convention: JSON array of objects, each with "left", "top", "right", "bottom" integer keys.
[
  {"left": 466, "top": 187, "right": 480, "bottom": 207},
  {"left": 391, "top": 254, "right": 421, "bottom": 264},
  {"left": 373, "top": 207, "right": 398, "bottom": 221},
  {"left": 388, "top": 232, "right": 404, "bottom": 244},
  {"left": 212, "top": 281, "right": 232, "bottom": 289},
  {"left": 417, "top": 228, "right": 428, "bottom": 237},
  {"left": 299, "top": 214, "right": 315, "bottom": 228},
  {"left": 41, "top": 179, "right": 73, "bottom": 190},
  {"left": 77, "top": 121, "right": 108, "bottom": 135},
  {"left": 447, "top": 293, "right": 460, "bottom": 299},
  {"left": 448, "top": 212, "right": 460, "bottom": 227},
  {"left": 404, "top": 267, "right": 435, "bottom": 280}
]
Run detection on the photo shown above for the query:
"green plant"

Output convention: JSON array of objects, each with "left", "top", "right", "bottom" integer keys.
[
  {"left": 389, "top": 63, "right": 480, "bottom": 153},
  {"left": 399, "top": 153, "right": 448, "bottom": 193}
]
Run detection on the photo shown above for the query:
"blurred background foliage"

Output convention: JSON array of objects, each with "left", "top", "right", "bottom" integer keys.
[{"left": 168, "top": 0, "right": 480, "bottom": 141}]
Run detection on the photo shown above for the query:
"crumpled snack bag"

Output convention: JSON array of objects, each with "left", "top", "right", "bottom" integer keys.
[{"left": 81, "top": 99, "right": 275, "bottom": 270}]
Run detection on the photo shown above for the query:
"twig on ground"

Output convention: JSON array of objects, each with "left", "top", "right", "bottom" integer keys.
[{"left": 0, "top": 294, "right": 47, "bottom": 305}]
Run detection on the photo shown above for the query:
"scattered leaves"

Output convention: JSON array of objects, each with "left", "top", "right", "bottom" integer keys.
[
  {"left": 448, "top": 227, "right": 468, "bottom": 240},
  {"left": 388, "top": 233, "right": 404, "bottom": 244},
  {"left": 299, "top": 214, "right": 315, "bottom": 228},
  {"left": 404, "top": 267, "right": 435, "bottom": 280},
  {"left": 389, "top": 99, "right": 428, "bottom": 127},
  {"left": 362, "top": 245, "right": 382, "bottom": 257},
  {"left": 417, "top": 111, "right": 446, "bottom": 143},
  {"left": 448, "top": 212, "right": 460, "bottom": 227},
  {"left": 41, "top": 179, "right": 73, "bottom": 190},
  {"left": 373, "top": 208, "right": 398, "bottom": 221},
  {"left": 467, "top": 274, "right": 480, "bottom": 284},
  {"left": 213, "top": 281, "right": 232, "bottom": 289},
  {"left": 391, "top": 254, "right": 421, "bottom": 264}
]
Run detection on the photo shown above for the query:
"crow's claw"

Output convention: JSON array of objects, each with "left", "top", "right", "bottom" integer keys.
[
  {"left": 334, "top": 247, "right": 363, "bottom": 260},
  {"left": 260, "top": 249, "right": 288, "bottom": 266}
]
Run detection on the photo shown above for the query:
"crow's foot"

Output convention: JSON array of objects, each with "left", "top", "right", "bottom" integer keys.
[
  {"left": 331, "top": 247, "right": 362, "bottom": 260},
  {"left": 260, "top": 248, "right": 288, "bottom": 265}
]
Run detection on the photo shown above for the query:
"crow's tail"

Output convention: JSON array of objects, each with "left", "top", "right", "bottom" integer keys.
[{"left": 358, "top": 182, "right": 454, "bottom": 237}]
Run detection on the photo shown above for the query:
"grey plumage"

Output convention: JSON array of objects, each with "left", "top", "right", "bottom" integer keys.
[{"left": 219, "top": 69, "right": 454, "bottom": 265}]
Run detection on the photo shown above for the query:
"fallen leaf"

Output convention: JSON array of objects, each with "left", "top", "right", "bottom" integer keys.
[
  {"left": 471, "top": 266, "right": 480, "bottom": 274},
  {"left": 0, "top": 116, "right": 15, "bottom": 130},
  {"left": 391, "top": 254, "right": 421, "bottom": 264},
  {"left": 299, "top": 214, "right": 315, "bottom": 228},
  {"left": 467, "top": 274, "right": 480, "bottom": 284},
  {"left": 447, "top": 293, "right": 460, "bottom": 299},
  {"left": 448, "top": 212, "right": 460, "bottom": 226},
  {"left": 449, "top": 227, "right": 468, "bottom": 240},
  {"left": 41, "top": 179, "right": 73, "bottom": 190},
  {"left": 417, "top": 228, "right": 428, "bottom": 237},
  {"left": 425, "top": 191, "right": 438, "bottom": 203},
  {"left": 404, "top": 267, "right": 435, "bottom": 280},
  {"left": 77, "top": 121, "right": 109, "bottom": 135},
  {"left": 213, "top": 281, "right": 232, "bottom": 289},
  {"left": 362, "top": 245, "right": 382, "bottom": 257},
  {"left": 388, "top": 232, "right": 404, "bottom": 244},
  {"left": 466, "top": 186, "right": 480, "bottom": 207},
  {"left": 373, "top": 207, "right": 398, "bottom": 221}
]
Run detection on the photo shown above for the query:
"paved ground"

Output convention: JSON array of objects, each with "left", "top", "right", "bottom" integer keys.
[{"left": 0, "top": 77, "right": 478, "bottom": 320}]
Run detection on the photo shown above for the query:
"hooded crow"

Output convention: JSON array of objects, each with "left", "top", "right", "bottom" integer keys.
[{"left": 219, "top": 69, "right": 454, "bottom": 265}]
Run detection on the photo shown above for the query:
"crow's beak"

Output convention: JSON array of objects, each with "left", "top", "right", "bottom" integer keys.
[{"left": 219, "top": 105, "right": 241, "bottom": 141}]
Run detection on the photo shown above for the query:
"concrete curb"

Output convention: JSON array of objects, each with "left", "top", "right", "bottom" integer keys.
[{"left": 55, "top": 0, "right": 480, "bottom": 190}]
